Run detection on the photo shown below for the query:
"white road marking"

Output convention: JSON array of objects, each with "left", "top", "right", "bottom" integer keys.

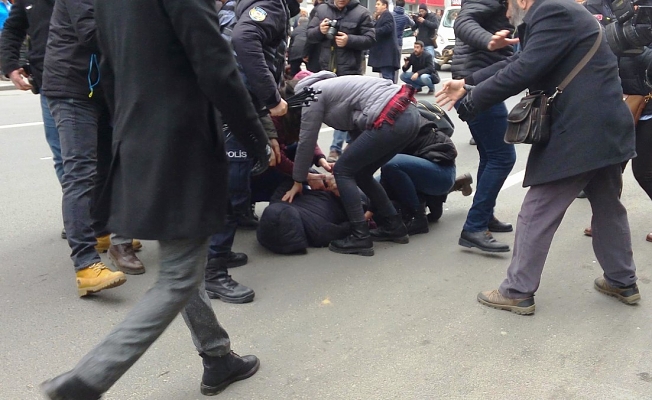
[
  {"left": 0, "top": 122, "right": 44, "bottom": 130},
  {"left": 40, "top": 157, "right": 53, "bottom": 160},
  {"left": 500, "top": 169, "right": 525, "bottom": 191}
]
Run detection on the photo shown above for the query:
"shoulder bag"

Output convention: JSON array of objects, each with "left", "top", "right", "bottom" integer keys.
[
  {"left": 504, "top": 23, "right": 603, "bottom": 145},
  {"left": 623, "top": 93, "right": 652, "bottom": 126}
]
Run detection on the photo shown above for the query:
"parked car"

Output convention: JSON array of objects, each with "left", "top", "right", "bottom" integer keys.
[{"left": 434, "top": 6, "right": 459, "bottom": 69}]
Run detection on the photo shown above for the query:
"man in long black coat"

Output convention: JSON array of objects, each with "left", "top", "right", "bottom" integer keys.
[
  {"left": 437, "top": 0, "right": 639, "bottom": 315},
  {"left": 41, "top": 0, "right": 271, "bottom": 397}
]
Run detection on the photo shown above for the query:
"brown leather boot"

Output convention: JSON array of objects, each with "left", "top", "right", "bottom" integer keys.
[
  {"left": 108, "top": 243, "right": 145, "bottom": 275},
  {"left": 449, "top": 173, "right": 473, "bottom": 196},
  {"left": 647, "top": 233, "right": 652, "bottom": 242}
]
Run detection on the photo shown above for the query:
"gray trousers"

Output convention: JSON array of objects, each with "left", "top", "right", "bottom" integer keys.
[
  {"left": 500, "top": 163, "right": 637, "bottom": 298},
  {"left": 71, "top": 238, "right": 230, "bottom": 393}
]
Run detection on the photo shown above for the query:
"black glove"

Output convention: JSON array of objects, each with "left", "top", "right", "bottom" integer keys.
[
  {"left": 251, "top": 144, "right": 271, "bottom": 176},
  {"left": 457, "top": 93, "right": 478, "bottom": 122}
]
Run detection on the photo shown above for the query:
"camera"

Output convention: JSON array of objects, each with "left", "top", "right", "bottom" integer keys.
[
  {"left": 326, "top": 19, "right": 340, "bottom": 40},
  {"left": 605, "top": 0, "right": 652, "bottom": 56}
]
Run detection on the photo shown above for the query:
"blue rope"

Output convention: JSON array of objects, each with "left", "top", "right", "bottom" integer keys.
[{"left": 87, "top": 53, "right": 100, "bottom": 98}]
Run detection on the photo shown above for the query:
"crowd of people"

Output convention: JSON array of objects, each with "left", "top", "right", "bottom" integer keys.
[{"left": 0, "top": 0, "right": 649, "bottom": 397}]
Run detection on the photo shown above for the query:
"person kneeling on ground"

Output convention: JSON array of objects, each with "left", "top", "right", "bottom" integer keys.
[{"left": 283, "top": 71, "right": 423, "bottom": 257}]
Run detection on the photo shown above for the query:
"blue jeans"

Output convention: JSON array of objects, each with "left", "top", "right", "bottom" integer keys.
[
  {"left": 48, "top": 97, "right": 109, "bottom": 271},
  {"left": 424, "top": 46, "right": 435, "bottom": 59},
  {"left": 207, "top": 135, "right": 252, "bottom": 259},
  {"left": 41, "top": 95, "right": 64, "bottom": 184},
  {"left": 462, "top": 102, "right": 516, "bottom": 232},
  {"left": 330, "top": 129, "right": 350, "bottom": 154},
  {"left": 400, "top": 71, "right": 434, "bottom": 91},
  {"left": 378, "top": 66, "right": 396, "bottom": 83},
  {"left": 380, "top": 154, "right": 456, "bottom": 210}
]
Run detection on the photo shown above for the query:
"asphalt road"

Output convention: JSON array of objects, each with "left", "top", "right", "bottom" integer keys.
[{"left": 1, "top": 71, "right": 652, "bottom": 400}]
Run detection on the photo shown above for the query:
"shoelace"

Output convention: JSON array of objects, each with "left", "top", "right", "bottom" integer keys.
[{"left": 88, "top": 263, "right": 108, "bottom": 275}]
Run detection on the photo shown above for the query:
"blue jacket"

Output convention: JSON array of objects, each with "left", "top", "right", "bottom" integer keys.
[
  {"left": 467, "top": 0, "right": 635, "bottom": 187},
  {"left": 392, "top": 6, "right": 413, "bottom": 47}
]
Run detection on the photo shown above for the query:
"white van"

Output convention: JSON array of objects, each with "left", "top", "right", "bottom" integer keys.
[{"left": 435, "top": 0, "right": 460, "bottom": 69}]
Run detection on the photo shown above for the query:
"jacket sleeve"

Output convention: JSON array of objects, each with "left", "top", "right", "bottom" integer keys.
[
  {"left": 232, "top": 1, "right": 285, "bottom": 109},
  {"left": 454, "top": 0, "right": 500, "bottom": 51},
  {"left": 69, "top": 0, "right": 98, "bottom": 52},
  {"left": 422, "top": 13, "right": 438, "bottom": 30},
  {"left": 306, "top": 5, "right": 326, "bottom": 44},
  {"left": 293, "top": 100, "right": 325, "bottom": 182},
  {"left": 471, "top": 4, "right": 578, "bottom": 111},
  {"left": 0, "top": 0, "right": 28, "bottom": 76},
  {"left": 375, "top": 12, "right": 394, "bottom": 39},
  {"left": 345, "top": 11, "right": 376, "bottom": 50},
  {"left": 162, "top": 0, "right": 268, "bottom": 157},
  {"left": 417, "top": 52, "right": 435, "bottom": 75}
]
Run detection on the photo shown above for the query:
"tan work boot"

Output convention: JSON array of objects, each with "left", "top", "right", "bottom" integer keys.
[
  {"left": 477, "top": 289, "right": 535, "bottom": 315},
  {"left": 449, "top": 173, "right": 473, "bottom": 196},
  {"left": 95, "top": 235, "right": 142, "bottom": 253},
  {"left": 594, "top": 277, "right": 640, "bottom": 305},
  {"left": 76, "top": 262, "right": 126, "bottom": 297}
]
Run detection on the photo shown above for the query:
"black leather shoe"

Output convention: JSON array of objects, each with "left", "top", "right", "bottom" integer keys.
[
  {"left": 201, "top": 351, "right": 260, "bottom": 396},
  {"left": 329, "top": 221, "right": 374, "bottom": 256},
  {"left": 370, "top": 214, "right": 409, "bottom": 244},
  {"left": 61, "top": 228, "right": 67, "bottom": 240},
  {"left": 226, "top": 251, "right": 248, "bottom": 268},
  {"left": 577, "top": 190, "right": 587, "bottom": 199},
  {"left": 424, "top": 195, "right": 446, "bottom": 222},
  {"left": 41, "top": 372, "right": 102, "bottom": 400},
  {"left": 488, "top": 217, "right": 513, "bottom": 233},
  {"left": 205, "top": 259, "right": 255, "bottom": 303},
  {"left": 459, "top": 230, "right": 510, "bottom": 253}
]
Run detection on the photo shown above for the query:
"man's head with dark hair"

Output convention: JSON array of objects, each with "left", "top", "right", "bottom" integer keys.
[
  {"left": 396, "top": 0, "right": 406, "bottom": 6},
  {"left": 414, "top": 40, "right": 424, "bottom": 55}
]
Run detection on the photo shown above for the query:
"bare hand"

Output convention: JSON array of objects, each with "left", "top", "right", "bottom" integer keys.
[
  {"left": 303, "top": 56, "right": 309, "bottom": 62},
  {"left": 9, "top": 69, "right": 32, "bottom": 91},
  {"left": 318, "top": 157, "right": 333, "bottom": 172},
  {"left": 282, "top": 181, "right": 303, "bottom": 203},
  {"left": 320, "top": 19, "right": 330, "bottom": 35},
  {"left": 435, "top": 79, "right": 466, "bottom": 110},
  {"left": 417, "top": 17, "right": 425, "bottom": 23},
  {"left": 307, "top": 173, "right": 327, "bottom": 191},
  {"left": 324, "top": 175, "right": 340, "bottom": 196},
  {"left": 335, "top": 32, "right": 348, "bottom": 48},
  {"left": 411, "top": 73, "right": 419, "bottom": 81},
  {"left": 487, "top": 30, "right": 519, "bottom": 51},
  {"left": 269, "top": 138, "right": 281, "bottom": 166},
  {"left": 269, "top": 98, "right": 288, "bottom": 117}
]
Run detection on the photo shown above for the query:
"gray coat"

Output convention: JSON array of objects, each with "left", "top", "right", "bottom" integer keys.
[
  {"left": 467, "top": 0, "right": 635, "bottom": 187},
  {"left": 292, "top": 71, "right": 400, "bottom": 181}
]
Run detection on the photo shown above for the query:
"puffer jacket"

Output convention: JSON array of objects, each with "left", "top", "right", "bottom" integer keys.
[
  {"left": 392, "top": 6, "right": 413, "bottom": 46},
  {"left": 451, "top": 0, "right": 513, "bottom": 79},
  {"left": 292, "top": 71, "right": 401, "bottom": 181},
  {"left": 619, "top": 48, "right": 652, "bottom": 115},
  {"left": 306, "top": 0, "right": 375, "bottom": 76}
]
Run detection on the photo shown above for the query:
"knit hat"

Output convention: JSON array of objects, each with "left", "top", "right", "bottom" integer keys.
[{"left": 419, "top": 3, "right": 428, "bottom": 10}]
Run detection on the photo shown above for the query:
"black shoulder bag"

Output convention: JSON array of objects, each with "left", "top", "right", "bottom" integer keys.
[{"left": 504, "top": 24, "right": 603, "bottom": 145}]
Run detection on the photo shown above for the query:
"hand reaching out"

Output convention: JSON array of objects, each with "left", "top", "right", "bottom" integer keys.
[
  {"left": 282, "top": 181, "right": 303, "bottom": 203},
  {"left": 487, "top": 30, "right": 519, "bottom": 51},
  {"left": 435, "top": 79, "right": 467, "bottom": 110}
]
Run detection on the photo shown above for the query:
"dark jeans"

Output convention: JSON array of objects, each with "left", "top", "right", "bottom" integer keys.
[
  {"left": 633, "top": 118, "right": 652, "bottom": 199},
  {"left": 334, "top": 105, "right": 421, "bottom": 223},
  {"left": 41, "top": 95, "right": 64, "bottom": 184},
  {"left": 462, "top": 102, "right": 516, "bottom": 232},
  {"left": 207, "top": 136, "right": 252, "bottom": 259},
  {"left": 378, "top": 67, "right": 396, "bottom": 83},
  {"left": 71, "top": 238, "right": 230, "bottom": 393},
  {"left": 48, "top": 97, "right": 111, "bottom": 271},
  {"left": 380, "top": 154, "right": 456, "bottom": 210}
]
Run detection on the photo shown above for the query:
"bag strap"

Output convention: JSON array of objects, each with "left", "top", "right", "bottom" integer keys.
[{"left": 548, "top": 21, "right": 603, "bottom": 103}]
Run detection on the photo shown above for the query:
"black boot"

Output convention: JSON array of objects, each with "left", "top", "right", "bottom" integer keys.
[
  {"left": 329, "top": 221, "right": 374, "bottom": 256},
  {"left": 200, "top": 351, "right": 260, "bottom": 396},
  {"left": 235, "top": 203, "right": 259, "bottom": 230},
  {"left": 226, "top": 251, "right": 248, "bottom": 268},
  {"left": 404, "top": 205, "right": 429, "bottom": 235},
  {"left": 370, "top": 214, "right": 409, "bottom": 243},
  {"left": 424, "top": 195, "right": 446, "bottom": 223},
  {"left": 41, "top": 372, "right": 102, "bottom": 400},
  {"left": 487, "top": 217, "right": 513, "bottom": 233},
  {"left": 205, "top": 258, "right": 255, "bottom": 303}
]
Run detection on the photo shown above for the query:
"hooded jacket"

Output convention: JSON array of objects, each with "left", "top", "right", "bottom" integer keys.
[
  {"left": 392, "top": 6, "right": 414, "bottom": 47},
  {"left": 306, "top": 0, "right": 375, "bottom": 76},
  {"left": 292, "top": 71, "right": 400, "bottom": 182}
]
